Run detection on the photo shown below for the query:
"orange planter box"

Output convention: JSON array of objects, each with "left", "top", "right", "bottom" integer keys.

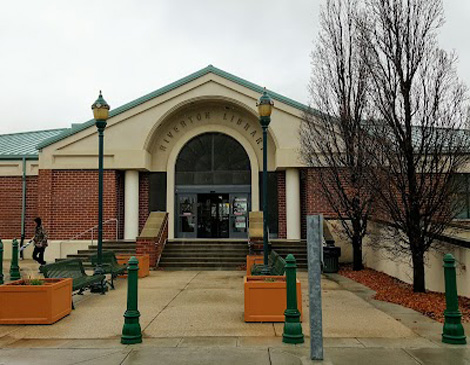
[
  {"left": 0, "top": 278, "right": 72, "bottom": 325},
  {"left": 246, "top": 255, "right": 264, "bottom": 276},
  {"left": 116, "top": 254, "right": 150, "bottom": 278},
  {"left": 244, "top": 276, "right": 302, "bottom": 322}
]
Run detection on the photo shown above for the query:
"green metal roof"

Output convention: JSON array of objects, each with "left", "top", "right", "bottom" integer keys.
[
  {"left": 36, "top": 65, "right": 312, "bottom": 150},
  {"left": 0, "top": 129, "right": 67, "bottom": 159}
]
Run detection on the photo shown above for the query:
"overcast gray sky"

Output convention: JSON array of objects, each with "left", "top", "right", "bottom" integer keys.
[{"left": 0, "top": 0, "right": 468, "bottom": 135}]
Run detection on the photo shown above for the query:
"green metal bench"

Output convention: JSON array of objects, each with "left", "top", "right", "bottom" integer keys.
[
  {"left": 251, "top": 250, "right": 286, "bottom": 276},
  {"left": 40, "top": 259, "right": 106, "bottom": 308},
  {"left": 89, "top": 250, "right": 127, "bottom": 289}
]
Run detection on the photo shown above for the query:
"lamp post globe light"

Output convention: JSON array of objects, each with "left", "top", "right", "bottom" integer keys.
[
  {"left": 257, "top": 89, "right": 274, "bottom": 275},
  {"left": 91, "top": 91, "right": 110, "bottom": 280}
]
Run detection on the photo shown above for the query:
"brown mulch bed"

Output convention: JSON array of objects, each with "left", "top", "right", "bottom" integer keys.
[{"left": 338, "top": 265, "right": 470, "bottom": 323}]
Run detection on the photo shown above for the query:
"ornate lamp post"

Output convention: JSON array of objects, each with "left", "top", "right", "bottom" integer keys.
[
  {"left": 91, "top": 91, "right": 110, "bottom": 278},
  {"left": 257, "top": 89, "right": 274, "bottom": 275}
]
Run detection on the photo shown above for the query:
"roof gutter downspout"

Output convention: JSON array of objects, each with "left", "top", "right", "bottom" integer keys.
[{"left": 20, "top": 157, "right": 26, "bottom": 259}]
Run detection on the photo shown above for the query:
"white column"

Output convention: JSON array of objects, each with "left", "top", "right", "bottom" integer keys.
[
  {"left": 286, "top": 168, "right": 301, "bottom": 239},
  {"left": 167, "top": 166, "right": 175, "bottom": 239},
  {"left": 124, "top": 170, "right": 140, "bottom": 240}
]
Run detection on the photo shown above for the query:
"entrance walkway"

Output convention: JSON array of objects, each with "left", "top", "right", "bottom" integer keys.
[{"left": 1, "top": 262, "right": 469, "bottom": 364}]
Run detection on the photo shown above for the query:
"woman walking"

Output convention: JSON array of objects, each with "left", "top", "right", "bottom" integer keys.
[{"left": 32, "top": 217, "right": 48, "bottom": 265}]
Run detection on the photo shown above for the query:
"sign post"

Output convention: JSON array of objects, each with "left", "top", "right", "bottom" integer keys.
[{"left": 307, "top": 215, "right": 324, "bottom": 360}]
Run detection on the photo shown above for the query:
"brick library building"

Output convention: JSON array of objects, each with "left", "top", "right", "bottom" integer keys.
[{"left": 0, "top": 66, "right": 338, "bottom": 268}]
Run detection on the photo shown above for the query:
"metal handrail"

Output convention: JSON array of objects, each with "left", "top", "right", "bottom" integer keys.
[
  {"left": 155, "top": 214, "right": 169, "bottom": 268},
  {"left": 59, "top": 218, "right": 119, "bottom": 258}
]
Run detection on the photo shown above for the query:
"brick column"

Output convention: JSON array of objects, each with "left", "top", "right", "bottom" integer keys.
[{"left": 139, "top": 172, "right": 149, "bottom": 235}]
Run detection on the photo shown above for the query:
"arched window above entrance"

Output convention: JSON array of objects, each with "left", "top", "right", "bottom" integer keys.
[{"left": 176, "top": 133, "right": 250, "bottom": 185}]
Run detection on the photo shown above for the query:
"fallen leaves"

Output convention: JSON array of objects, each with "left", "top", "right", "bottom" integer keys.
[{"left": 339, "top": 265, "right": 470, "bottom": 323}]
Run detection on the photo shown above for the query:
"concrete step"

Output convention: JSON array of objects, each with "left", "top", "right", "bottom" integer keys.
[
  {"left": 165, "top": 249, "right": 248, "bottom": 257},
  {"left": 102, "top": 240, "right": 136, "bottom": 244},
  {"left": 160, "top": 257, "right": 245, "bottom": 263},
  {"left": 65, "top": 254, "right": 92, "bottom": 260},
  {"left": 159, "top": 239, "right": 308, "bottom": 270},
  {"left": 162, "top": 242, "right": 247, "bottom": 248},
  {"left": 160, "top": 240, "right": 248, "bottom": 270},
  {"left": 56, "top": 239, "right": 138, "bottom": 266},
  {"left": 166, "top": 244, "right": 248, "bottom": 250},
  {"left": 272, "top": 250, "right": 307, "bottom": 256},
  {"left": 78, "top": 249, "right": 136, "bottom": 255},
  {"left": 169, "top": 239, "right": 246, "bottom": 242},
  {"left": 162, "top": 266, "right": 245, "bottom": 272},
  {"left": 271, "top": 245, "right": 307, "bottom": 250},
  {"left": 168, "top": 241, "right": 247, "bottom": 246},
  {"left": 88, "top": 244, "right": 136, "bottom": 250},
  {"left": 159, "top": 262, "right": 244, "bottom": 268}
]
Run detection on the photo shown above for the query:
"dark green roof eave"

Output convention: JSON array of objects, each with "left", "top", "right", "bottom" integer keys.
[
  {"left": 0, "top": 155, "right": 39, "bottom": 160},
  {"left": 37, "top": 65, "right": 314, "bottom": 150}
]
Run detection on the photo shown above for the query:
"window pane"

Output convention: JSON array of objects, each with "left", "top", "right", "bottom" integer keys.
[
  {"left": 179, "top": 196, "right": 195, "bottom": 215},
  {"left": 176, "top": 134, "right": 212, "bottom": 172},
  {"left": 455, "top": 193, "right": 469, "bottom": 219},
  {"left": 180, "top": 216, "right": 195, "bottom": 232},
  {"left": 452, "top": 174, "right": 469, "bottom": 219},
  {"left": 176, "top": 132, "right": 250, "bottom": 185}
]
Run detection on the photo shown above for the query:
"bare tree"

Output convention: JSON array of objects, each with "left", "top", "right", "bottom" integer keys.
[
  {"left": 466, "top": 106, "right": 470, "bottom": 129},
  {"left": 300, "top": 0, "right": 373, "bottom": 271},
  {"left": 359, "top": 0, "right": 469, "bottom": 292}
]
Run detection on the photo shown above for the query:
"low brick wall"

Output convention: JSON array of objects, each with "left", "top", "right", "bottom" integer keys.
[
  {"left": 0, "top": 176, "right": 38, "bottom": 239},
  {"left": 136, "top": 212, "right": 168, "bottom": 267}
]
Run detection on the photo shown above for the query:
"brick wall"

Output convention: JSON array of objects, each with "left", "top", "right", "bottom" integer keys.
[
  {"left": 300, "top": 169, "right": 307, "bottom": 239},
  {"left": 277, "top": 171, "right": 287, "bottom": 239},
  {"left": 300, "top": 168, "right": 339, "bottom": 238},
  {"left": 37, "top": 169, "right": 122, "bottom": 240},
  {"left": 38, "top": 169, "right": 53, "bottom": 234},
  {"left": 139, "top": 172, "right": 149, "bottom": 235},
  {"left": 0, "top": 176, "right": 38, "bottom": 239},
  {"left": 2, "top": 167, "right": 348, "bottom": 242}
]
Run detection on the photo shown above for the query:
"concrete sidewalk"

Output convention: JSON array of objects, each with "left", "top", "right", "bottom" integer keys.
[
  {"left": 1, "top": 342, "right": 470, "bottom": 365},
  {"left": 1, "top": 261, "right": 469, "bottom": 364}
]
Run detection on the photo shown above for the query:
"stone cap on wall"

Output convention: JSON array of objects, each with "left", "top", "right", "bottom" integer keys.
[
  {"left": 249, "top": 211, "right": 263, "bottom": 240},
  {"left": 139, "top": 211, "right": 167, "bottom": 239}
]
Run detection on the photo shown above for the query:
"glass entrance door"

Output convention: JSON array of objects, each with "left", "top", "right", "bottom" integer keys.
[
  {"left": 230, "top": 193, "right": 249, "bottom": 238},
  {"left": 177, "top": 194, "right": 197, "bottom": 239},
  {"left": 197, "top": 194, "right": 229, "bottom": 238},
  {"left": 175, "top": 189, "right": 251, "bottom": 239}
]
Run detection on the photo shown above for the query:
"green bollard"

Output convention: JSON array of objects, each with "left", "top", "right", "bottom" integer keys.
[
  {"left": 121, "top": 256, "right": 142, "bottom": 344},
  {"left": 0, "top": 239, "right": 4, "bottom": 285},
  {"left": 442, "top": 254, "right": 466, "bottom": 344},
  {"left": 283, "top": 254, "right": 304, "bottom": 344},
  {"left": 9, "top": 239, "right": 21, "bottom": 281}
]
